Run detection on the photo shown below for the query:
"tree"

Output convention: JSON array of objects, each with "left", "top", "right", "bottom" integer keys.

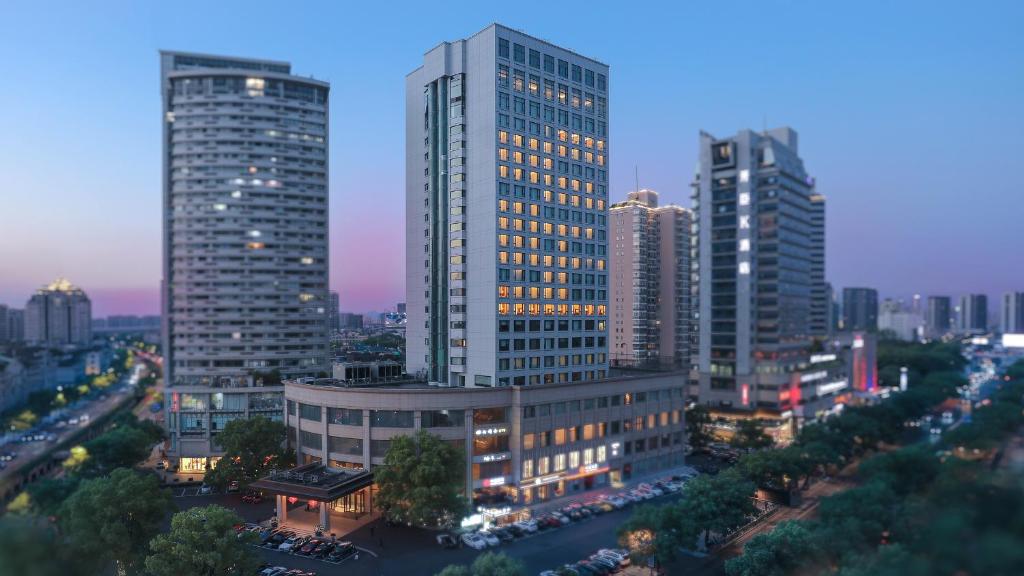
[
  {"left": 678, "top": 469, "right": 756, "bottom": 547},
  {"left": 435, "top": 552, "right": 526, "bottom": 576},
  {"left": 730, "top": 419, "right": 773, "bottom": 450},
  {"left": 686, "top": 404, "right": 714, "bottom": 450},
  {"left": 725, "top": 521, "right": 821, "bottom": 576},
  {"left": 0, "top": 516, "right": 87, "bottom": 576},
  {"left": 59, "top": 468, "right": 173, "bottom": 575},
  {"left": 204, "top": 415, "right": 287, "bottom": 489},
  {"left": 74, "top": 423, "right": 155, "bottom": 478},
  {"left": 618, "top": 503, "right": 697, "bottom": 564},
  {"left": 374, "top": 429, "right": 468, "bottom": 528},
  {"left": 857, "top": 445, "right": 939, "bottom": 496},
  {"left": 26, "top": 476, "right": 81, "bottom": 516},
  {"left": 146, "top": 505, "right": 261, "bottom": 576}
]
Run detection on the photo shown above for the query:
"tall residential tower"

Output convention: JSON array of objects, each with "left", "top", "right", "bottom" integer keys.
[
  {"left": 608, "top": 190, "right": 691, "bottom": 367},
  {"left": 24, "top": 278, "right": 92, "bottom": 346},
  {"left": 160, "top": 51, "right": 330, "bottom": 472},
  {"left": 406, "top": 24, "right": 610, "bottom": 388}
]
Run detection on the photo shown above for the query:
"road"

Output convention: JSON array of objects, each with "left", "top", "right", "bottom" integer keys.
[{"left": 0, "top": 382, "right": 135, "bottom": 489}]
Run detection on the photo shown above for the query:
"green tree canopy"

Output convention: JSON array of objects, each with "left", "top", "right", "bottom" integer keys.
[
  {"left": 145, "top": 505, "right": 261, "bottom": 576},
  {"left": 374, "top": 429, "right": 468, "bottom": 528},
  {"left": 58, "top": 468, "right": 173, "bottom": 575},
  {"left": 730, "top": 419, "right": 774, "bottom": 450},
  {"left": 724, "top": 521, "right": 820, "bottom": 576},
  {"left": 686, "top": 405, "right": 714, "bottom": 450},
  {"left": 0, "top": 516, "right": 87, "bottom": 576},
  {"left": 204, "top": 415, "right": 287, "bottom": 489}
]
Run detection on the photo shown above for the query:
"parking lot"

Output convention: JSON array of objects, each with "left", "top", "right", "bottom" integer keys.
[{"left": 238, "top": 469, "right": 713, "bottom": 576}]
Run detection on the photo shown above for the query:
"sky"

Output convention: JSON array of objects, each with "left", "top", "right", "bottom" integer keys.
[{"left": 0, "top": 0, "right": 1022, "bottom": 317}]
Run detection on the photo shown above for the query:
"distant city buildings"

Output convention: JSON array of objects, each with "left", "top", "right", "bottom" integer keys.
[
  {"left": 609, "top": 190, "right": 691, "bottom": 367},
  {"left": 927, "top": 295, "right": 952, "bottom": 337},
  {"left": 958, "top": 293, "right": 988, "bottom": 334},
  {"left": 0, "top": 305, "right": 25, "bottom": 343},
  {"left": 878, "top": 298, "right": 923, "bottom": 341},
  {"left": 1001, "top": 291, "right": 1023, "bottom": 333},
  {"left": 24, "top": 278, "right": 92, "bottom": 347},
  {"left": 405, "top": 24, "right": 610, "bottom": 387},
  {"left": 327, "top": 291, "right": 340, "bottom": 333},
  {"left": 842, "top": 287, "right": 878, "bottom": 332},
  {"left": 92, "top": 315, "right": 161, "bottom": 333},
  {"left": 338, "top": 312, "right": 364, "bottom": 331},
  {"left": 396, "top": 302, "right": 406, "bottom": 315},
  {"left": 160, "top": 51, "right": 330, "bottom": 472}
]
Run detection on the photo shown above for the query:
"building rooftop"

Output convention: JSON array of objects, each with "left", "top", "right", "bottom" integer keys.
[{"left": 251, "top": 463, "right": 373, "bottom": 501}]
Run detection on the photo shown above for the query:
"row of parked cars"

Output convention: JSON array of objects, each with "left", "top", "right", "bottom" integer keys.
[
  {"left": 539, "top": 548, "right": 632, "bottom": 576},
  {"left": 237, "top": 524, "right": 359, "bottom": 564},
  {"left": 452, "top": 469, "right": 700, "bottom": 552},
  {"left": 257, "top": 567, "right": 316, "bottom": 576}
]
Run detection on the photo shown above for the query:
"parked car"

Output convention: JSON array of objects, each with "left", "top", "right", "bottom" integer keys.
[
  {"left": 436, "top": 533, "right": 459, "bottom": 549},
  {"left": 227, "top": 480, "right": 240, "bottom": 493},
  {"left": 296, "top": 539, "right": 321, "bottom": 555},
  {"left": 199, "top": 484, "right": 213, "bottom": 495},
  {"left": 328, "top": 542, "right": 357, "bottom": 561},
  {"left": 596, "top": 549, "right": 631, "bottom": 566},
  {"left": 513, "top": 519, "right": 538, "bottom": 533},
  {"left": 478, "top": 530, "right": 501, "bottom": 547},
  {"left": 277, "top": 536, "right": 303, "bottom": 552},
  {"left": 312, "top": 541, "right": 335, "bottom": 558},
  {"left": 461, "top": 532, "right": 487, "bottom": 550},
  {"left": 259, "top": 567, "right": 288, "bottom": 576}
]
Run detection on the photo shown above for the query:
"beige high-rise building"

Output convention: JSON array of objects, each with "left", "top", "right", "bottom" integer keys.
[
  {"left": 609, "top": 190, "right": 691, "bottom": 368},
  {"left": 24, "top": 278, "right": 92, "bottom": 347}
]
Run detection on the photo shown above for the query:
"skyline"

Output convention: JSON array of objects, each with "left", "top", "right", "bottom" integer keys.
[{"left": 2, "top": 1, "right": 1023, "bottom": 317}]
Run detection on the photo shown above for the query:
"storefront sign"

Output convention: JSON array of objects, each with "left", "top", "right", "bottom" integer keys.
[
  {"left": 800, "top": 371, "right": 829, "bottom": 383},
  {"left": 527, "top": 473, "right": 563, "bottom": 487},
  {"left": 474, "top": 426, "right": 509, "bottom": 436},
  {"left": 482, "top": 476, "right": 506, "bottom": 487},
  {"left": 810, "top": 353, "right": 836, "bottom": 363},
  {"left": 481, "top": 452, "right": 510, "bottom": 463},
  {"left": 816, "top": 380, "right": 849, "bottom": 396}
]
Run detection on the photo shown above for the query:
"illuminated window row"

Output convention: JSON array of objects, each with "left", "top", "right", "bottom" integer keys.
[
  {"left": 497, "top": 303, "right": 607, "bottom": 316},
  {"left": 498, "top": 130, "right": 605, "bottom": 151},
  {"left": 497, "top": 147, "right": 604, "bottom": 166},
  {"left": 498, "top": 197, "right": 605, "bottom": 212}
]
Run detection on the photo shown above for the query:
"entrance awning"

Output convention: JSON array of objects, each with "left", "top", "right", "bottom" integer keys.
[{"left": 251, "top": 463, "right": 373, "bottom": 501}]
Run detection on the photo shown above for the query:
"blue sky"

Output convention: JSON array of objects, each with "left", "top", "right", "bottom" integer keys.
[{"left": 0, "top": 0, "right": 1021, "bottom": 316}]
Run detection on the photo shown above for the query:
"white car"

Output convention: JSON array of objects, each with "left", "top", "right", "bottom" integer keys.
[
  {"left": 514, "top": 519, "right": 538, "bottom": 533},
  {"left": 478, "top": 530, "right": 501, "bottom": 547},
  {"left": 597, "top": 549, "right": 631, "bottom": 565},
  {"left": 259, "top": 567, "right": 287, "bottom": 576},
  {"left": 462, "top": 532, "right": 487, "bottom": 550},
  {"left": 277, "top": 536, "right": 302, "bottom": 552}
]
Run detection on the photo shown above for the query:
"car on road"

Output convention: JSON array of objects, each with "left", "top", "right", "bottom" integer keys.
[
  {"left": 436, "top": 533, "right": 459, "bottom": 549},
  {"left": 227, "top": 480, "right": 240, "bottom": 493},
  {"left": 242, "top": 491, "right": 263, "bottom": 504},
  {"left": 461, "top": 532, "right": 487, "bottom": 550}
]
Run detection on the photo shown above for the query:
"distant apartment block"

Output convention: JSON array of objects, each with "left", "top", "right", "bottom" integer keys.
[
  {"left": 24, "top": 278, "right": 92, "bottom": 346},
  {"left": 609, "top": 190, "right": 691, "bottom": 367},
  {"left": 1001, "top": 291, "right": 1023, "bottom": 333},
  {"left": 958, "top": 294, "right": 988, "bottom": 334},
  {"left": 842, "top": 287, "right": 878, "bottom": 332},
  {"left": 926, "top": 296, "right": 952, "bottom": 337}
]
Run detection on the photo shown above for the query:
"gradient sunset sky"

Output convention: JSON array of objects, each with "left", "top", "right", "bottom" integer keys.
[{"left": 1, "top": 0, "right": 1021, "bottom": 317}]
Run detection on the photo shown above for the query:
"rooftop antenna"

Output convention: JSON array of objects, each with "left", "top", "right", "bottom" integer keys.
[{"left": 634, "top": 165, "right": 640, "bottom": 193}]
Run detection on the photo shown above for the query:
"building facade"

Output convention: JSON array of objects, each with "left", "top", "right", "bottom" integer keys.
[
  {"left": 160, "top": 51, "right": 330, "bottom": 471},
  {"left": 926, "top": 296, "right": 952, "bottom": 338},
  {"left": 608, "top": 190, "right": 691, "bottom": 367},
  {"left": 808, "top": 194, "right": 828, "bottom": 336},
  {"left": 406, "top": 24, "right": 611, "bottom": 388},
  {"left": 842, "top": 287, "right": 878, "bottom": 332},
  {"left": 24, "top": 278, "right": 92, "bottom": 347},
  {"left": 1002, "top": 292, "right": 1024, "bottom": 334},
  {"left": 958, "top": 294, "right": 988, "bottom": 334},
  {"left": 878, "top": 299, "right": 922, "bottom": 341},
  {"left": 283, "top": 370, "right": 687, "bottom": 515},
  {"left": 0, "top": 305, "right": 24, "bottom": 343},
  {"left": 692, "top": 127, "right": 842, "bottom": 434}
]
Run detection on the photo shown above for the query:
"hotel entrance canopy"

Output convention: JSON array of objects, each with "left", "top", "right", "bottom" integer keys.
[{"left": 251, "top": 463, "right": 373, "bottom": 501}]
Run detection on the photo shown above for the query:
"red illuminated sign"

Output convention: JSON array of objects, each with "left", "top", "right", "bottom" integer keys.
[{"left": 741, "top": 384, "right": 749, "bottom": 406}]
